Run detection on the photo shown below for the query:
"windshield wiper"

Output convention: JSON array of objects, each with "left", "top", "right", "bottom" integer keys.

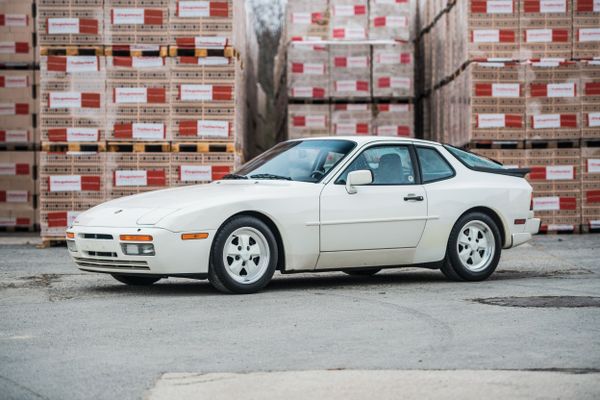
[
  {"left": 249, "top": 173, "right": 292, "bottom": 181},
  {"left": 221, "top": 173, "right": 248, "bottom": 180}
]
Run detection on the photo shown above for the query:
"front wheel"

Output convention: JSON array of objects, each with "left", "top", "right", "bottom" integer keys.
[
  {"left": 441, "top": 212, "right": 502, "bottom": 281},
  {"left": 111, "top": 274, "right": 161, "bottom": 286},
  {"left": 209, "top": 216, "right": 278, "bottom": 294}
]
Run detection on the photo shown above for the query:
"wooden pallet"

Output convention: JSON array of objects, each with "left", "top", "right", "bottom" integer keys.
[
  {"left": 466, "top": 140, "right": 525, "bottom": 150},
  {"left": 106, "top": 141, "right": 171, "bottom": 153},
  {"left": 580, "top": 224, "right": 600, "bottom": 234},
  {"left": 0, "top": 143, "right": 37, "bottom": 151},
  {"left": 168, "top": 46, "right": 235, "bottom": 58},
  {"left": 105, "top": 46, "right": 168, "bottom": 57},
  {"left": 38, "top": 237, "right": 66, "bottom": 249},
  {"left": 171, "top": 142, "right": 234, "bottom": 153},
  {"left": 0, "top": 225, "right": 38, "bottom": 233},
  {"left": 582, "top": 139, "right": 600, "bottom": 148},
  {"left": 41, "top": 142, "right": 106, "bottom": 152},
  {"left": 40, "top": 46, "right": 104, "bottom": 56},
  {"left": 525, "top": 139, "right": 580, "bottom": 149}
]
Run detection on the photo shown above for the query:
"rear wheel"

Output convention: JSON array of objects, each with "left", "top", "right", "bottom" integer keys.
[
  {"left": 111, "top": 274, "right": 161, "bottom": 286},
  {"left": 209, "top": 216, "right": 278, "bottom": 294},
  {"left": 441, "top": 212, "right": 501, "bottom": 281},
  {"left": 343, "top": 268, "right": 381, "bottom": 276}
]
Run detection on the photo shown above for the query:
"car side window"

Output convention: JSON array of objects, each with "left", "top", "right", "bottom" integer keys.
[
  {"left": 416, "top": 147, "right": 454, "bottom": 183},
  {"left": 337, "top": 145, "right": 416, "bottom": 185}
]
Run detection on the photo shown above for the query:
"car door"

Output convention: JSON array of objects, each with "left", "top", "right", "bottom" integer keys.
[{"left": 319, "top": 143, "right": 428, "bottom": 253}]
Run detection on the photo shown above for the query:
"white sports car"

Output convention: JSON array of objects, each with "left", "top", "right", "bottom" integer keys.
[{"left": 67, "top": 136, "right": 540, "bottom": 293}]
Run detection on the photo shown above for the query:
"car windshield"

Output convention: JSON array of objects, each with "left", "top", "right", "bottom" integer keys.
[
  {"left": 231, "top": 140, "right": 356, "bottom": 183},
  {"left": 444, "top": 145, "right": 502, "bottom": 169}
]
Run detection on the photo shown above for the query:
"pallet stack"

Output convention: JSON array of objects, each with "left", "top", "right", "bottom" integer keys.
[
  {"left": 417, "top": 0, "right": 600, "bottom": 233},
  {"left": 0, "top": 0, "right": 38, "bottom": 233},
  {"left": 36, "top": 0, "right": 247, "bottom": 245},
  {"left": 285, "top": 0, "right": 417, "bottom": 140}
]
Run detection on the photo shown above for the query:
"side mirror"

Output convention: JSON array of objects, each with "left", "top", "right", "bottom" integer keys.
[{"left": 346, "top": 170, "right": 373, "bottom": 194}]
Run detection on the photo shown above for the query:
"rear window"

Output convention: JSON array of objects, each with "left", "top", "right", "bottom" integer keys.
[{"left": 444, "top": 145, "right": 502, "bottom": 169}]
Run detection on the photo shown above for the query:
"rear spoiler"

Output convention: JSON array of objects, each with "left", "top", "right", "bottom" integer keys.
[{"left": 473, "top": 167, "right": 531, "bottom": 178}]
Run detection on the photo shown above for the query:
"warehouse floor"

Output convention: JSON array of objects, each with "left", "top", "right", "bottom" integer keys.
[{"left": 1, "top": 235, "right": 599, "bottom": 400}]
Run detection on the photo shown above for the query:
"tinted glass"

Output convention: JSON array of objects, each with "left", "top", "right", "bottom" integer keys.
[
  {"left": 444, "top": 145, "right": 502, "bottom": 169},
  {"left": 417, "top": 147, "right": 454, "bottom": 183},
  {"left": 235, "top": 140, "right": 356, "bottom": 183},
  {"left": 337, "top": 145, "right": 415, "bottom": 185}
]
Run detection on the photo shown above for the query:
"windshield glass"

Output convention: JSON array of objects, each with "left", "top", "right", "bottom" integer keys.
[
  {"left": 444, "top": 145, "right": 502, "bottom": 169},
  {"left": 233, "top": 140, "right": 356, "bottom": 183}
]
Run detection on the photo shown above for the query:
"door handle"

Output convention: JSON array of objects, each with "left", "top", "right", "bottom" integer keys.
[{"left": 404, "top": 194, "right": 424, "bottom": 201}]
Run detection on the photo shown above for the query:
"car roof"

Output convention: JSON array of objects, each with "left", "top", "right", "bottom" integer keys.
[{"left": 292, "top": 135, "right": 443, "bottom": 147}]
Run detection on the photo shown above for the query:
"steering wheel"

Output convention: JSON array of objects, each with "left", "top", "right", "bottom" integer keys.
[{"left": 310, "top": 169, "right": 325, "bottom": 180}]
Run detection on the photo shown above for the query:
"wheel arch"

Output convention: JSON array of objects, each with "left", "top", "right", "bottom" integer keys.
[
  {"left": 457, "top": 206, "right": 508, "bottom": 247},
  {"left": 215, "top": 210, "right": 286, "bottom": 271}
]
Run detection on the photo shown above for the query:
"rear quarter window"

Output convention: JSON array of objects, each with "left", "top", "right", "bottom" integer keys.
[{"left": 416, "top": 147, "right": 454, "bottom": 183}]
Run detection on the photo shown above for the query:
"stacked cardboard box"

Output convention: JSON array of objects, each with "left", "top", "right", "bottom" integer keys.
[
  {"left": 417, "top": 0, "right": 600, "bottom": 233},
  {"left": 36, "top": 0, "right": 247, "bottom": 242},
  {"left": 0, "top": 0, "right": 37, "bottom": 232},
  {"left": 285, "top": 0, "right": 416, "bottom": 138}
]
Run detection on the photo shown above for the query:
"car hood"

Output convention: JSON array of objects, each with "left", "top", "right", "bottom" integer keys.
[{"left": 73, "top": 180, "right": 311, "bottom": 228}]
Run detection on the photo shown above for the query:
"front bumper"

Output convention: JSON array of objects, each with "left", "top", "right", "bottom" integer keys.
[
  {"left": 67, "top": 225, "right": 216, "bottom": 275},
  {"left": 510, "top": 217, "right": 541, "bottom": 248}
]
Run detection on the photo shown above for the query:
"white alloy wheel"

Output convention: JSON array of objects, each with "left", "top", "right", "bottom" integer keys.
[
  {"left": 456, "top": 220, "right": 495, "bottom": 272},
  {"left": 222, "top": 227, "right": 271, "bottom": 284}
]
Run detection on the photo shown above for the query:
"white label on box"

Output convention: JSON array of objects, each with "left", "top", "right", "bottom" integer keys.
[
  {"left": 178, "top": 1, "right": 210, "bottom": 17},
  {"left": 594, "top": 0, "right": 600, "bottom": 11},
  {"left": 196, "top": 57, "right": 229, "bottom": 66},
  {"left": 388, "top": 104, "right": 410, "bottom": 112},
  {"left": 492, "top": 83, "right": 520, "bottom": 97},
  {"left": 66, "top": 128, "right": 98, "bottom": 142},
  {"left": 194, "top": 36, "right": 227, "bottom": 49},
  {"left": 546, "top": 165, "right": 574, "bottom": 180},
  {"left": 547, "top": 83, "right": 575, "bottom": 97},
  {"left": 0, "top": 217, "right": 16, "bottom": 227},
  {"left": 336, "top": 80, "right": 358, "bottom": 92},
  {"left": 198, "top": 120, "right": 229, "bottom": 137},
  {"left": 291, "top": 87, "right": 313, "bottom": 97},
  {"left": 377, "top": 125, "right": 399, "bottom": 136},
  {"left": 4, "top": 14, "right": 28, "bottom": 27},
  {"left": 3, "top": 76, "right": 28, "bottom": 88},
  {"left": 0, "top": 103, "right": 15, "bottom": 115},
  {"left": 345, "top": 104, "right": 368, "bottom": 111},
  {"left": 532, "top": 114, "right": 561, "bottom": 129},
  {"left": 112, "top": 8, "right": 145, "bottom": 25},
  {"left": 526, "top": 29, "right": 553, "bottom": 43},
  {"left": 180, "top": 165, "right": 211, "bottom": 182},
  {"left": 47, "top": 18, "right": 80, "bottom": 34},
  {"left": 334, "top": 5, "right": 358, "bottom": 16},
  {"left": 591, "top": 220, "right": 600, "bottom": 229},
  {"left": 385, "top": 16, "right": 408, "bottom": 27},
  {"left": 340, "top": 27, "right": 366, "bottom": 40},
  {"left": 6, "top": 190, "right": 28, "bottom": 203},
  {"left": 131, "top": 57, "right": 164, "bottom": 68},
  {"left": 588, "top": 159, "right": 600, "bottom": 173},
  {"left": 486, "top": 0, "right": 514, "bottom": 13},
  {"left": 346, "top": 56, "right": 368, "bottom": 69},
  {"left": 50, "top": 175, "right": 82, "bottom": 192},
  {"left": 473, "top": 30, "right": 500, "bottom": 43},
  {"left": 0, "top": 42, "right": 17, "bottom": 54},
  {"left": 132, "top": 123, "right": 165, "bottom": 139},
  {"left": 589, "top": 112, "right": 600, "bottom": 127},
  {"left": 115, "top": 170, "right": 147, "bottom": 186},
  {"left": 180, "top": 84, "right": 212, "bottom": 101},
  {"left": 391, "top": 77, "right": 411, "bottom": 89},
  {"left": 0, "top": 163, "right": 16, "bottom": 175},
  {"left": 130, "top": 44, "right": 160, "bottom": 51},
  {"left": 478, "top": 114, "right": 506, "bottom": 128},
  {"left": 115, "top": 88, "right": 147, "bottom": 103},
  {"left": 579, "top": 28, "right": 600, "bottom": 42},
  {"left": 3, "top": 130, "right": 28, "bottom": 142},
  {"left": 66, "top": 56, "right": 98, "bottom": 72},
  {"left": 533, "top": 196, "right": 560, "bottom": 211},
  {"left": 292, "top": 12, "right": 311, "bottom": 24},
  {"left": 502, "top": 164, "right": 520, "bottom": 169},
  {"left": 305, "top": 115, "right": 326, "bottom": 128},
  {"left": 377, "top": 53, "right": 407, "bottom": 64},
  {"left": 336, "top": 123, "right": 360, "bottom": 135},
  {"left": 540, "top": 0, "right": 566, "bottom": 13},
  {"left": 49, "top": 92, "right": 82, "bottom": 108},
  {"left": 303, "top": 63, "right": 325, "bottom": 75},
  {"left": 547, "top": 224, "right": 574, "bottom": 231}
]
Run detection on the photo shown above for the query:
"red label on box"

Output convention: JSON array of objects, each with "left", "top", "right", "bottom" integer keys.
[
  {"left": 111, "top": 9, "right": 163, "bottom": 25},
  {"left": 176, "top": 1, "right": 229, "bottom": 17}
]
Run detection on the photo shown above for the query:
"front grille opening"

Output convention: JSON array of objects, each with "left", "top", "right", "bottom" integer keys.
[
  {"left": 81, "top": 233, "right": 114, "bottom": 240},
  {"left": 85, "top": 251, "right": 118, "bottom": 258}
]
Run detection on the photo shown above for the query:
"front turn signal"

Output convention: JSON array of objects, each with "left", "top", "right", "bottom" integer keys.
[
  {"left": 119, "top": 234, "right": 153, "bottom": 242},
  {"left": 181, "top": 233, "right": 209, "bottom": 240},
  {"left": 66, "top": 232, "right": 75, "bottom": 239}
]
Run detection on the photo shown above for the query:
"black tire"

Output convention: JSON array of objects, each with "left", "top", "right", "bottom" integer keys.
[
  {"left": 441, "top": 212, "right": 502, "bottom": 282},
  {"left": 343, "top": 268, "right": 381, "bottom": 276},
  {"left": 111, "top": 274, "right": 161, "bottom": 286},
  {"left": 209, "top": 215, "right": 278, "bottom": 294}
]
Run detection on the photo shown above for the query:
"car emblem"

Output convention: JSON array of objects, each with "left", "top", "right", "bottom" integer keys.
[{"left": 114, "top": 209, "right": 123, "bottom": 214}]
